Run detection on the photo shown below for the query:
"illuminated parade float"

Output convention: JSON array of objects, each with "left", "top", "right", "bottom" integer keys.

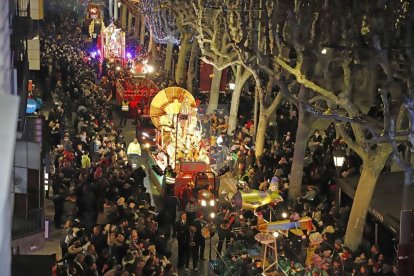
[
  {"left": 149, "top": 86, "right": 204, "bottom": 170},
  {"left": 99, "top": 22, "right": 126, "bottom": 65}
]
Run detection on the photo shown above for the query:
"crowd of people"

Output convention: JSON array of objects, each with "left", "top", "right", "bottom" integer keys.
[
  {"left": 193, "top": 103, "right": 396, "bottom": 275},
  {"left": 38, "top": 2, "right": 398, "bottom": 276},
  {"left": 41, "top": 9, "right": 181, "bottom": 276}
]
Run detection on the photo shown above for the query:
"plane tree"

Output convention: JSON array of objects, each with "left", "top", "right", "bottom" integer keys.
[
  {"left": 191, "top": 0, "right": 252, "bottom": 129},
  {"left": 224, "top": 0, "right": 414, "bottom": 250}
]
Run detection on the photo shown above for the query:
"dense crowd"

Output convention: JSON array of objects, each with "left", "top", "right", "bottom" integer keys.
[
  {"left": 41, "top": 10, "right": 179, "bottom": 276},
  {"left": 39, "top": 2, "right": 398, "bottom": 276},
  {"left": 200, "top": 103, "right": 397, "bottom": 275}
]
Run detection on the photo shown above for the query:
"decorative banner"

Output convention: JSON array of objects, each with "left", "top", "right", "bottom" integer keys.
[{"left": 26, "top": 99, "right": 37, "bottom": 114}]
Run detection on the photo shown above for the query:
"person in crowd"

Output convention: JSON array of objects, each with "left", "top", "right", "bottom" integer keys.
[
  {"left": 192, "top": 211, "right": 207, "bottom": 261},
  {"left": 42, "top": 6, "right": 397, "bottom": 275},
  {"left": 127, "top": 138, "right": 141, "bottom": 167},
  {"left": 174, "top": 212, "right": 190, "bottom": 272},
  {"left": 185, "top": 198, "right": 199, "bottom": 224},
  {"left": 189, "top": 223, "right": 200, "bottom": 271},
  {"left": 215, "top": 205, "right": 234, "bottom": 255}
]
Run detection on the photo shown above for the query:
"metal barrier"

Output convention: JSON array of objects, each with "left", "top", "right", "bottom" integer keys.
[{"left": 12, "top": 208, "right": 44, "bottom": 239}]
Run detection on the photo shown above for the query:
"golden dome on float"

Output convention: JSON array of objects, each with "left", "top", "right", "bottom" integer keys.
[{"left": 149, "top": 86, "right": 196, "bottom": 129}]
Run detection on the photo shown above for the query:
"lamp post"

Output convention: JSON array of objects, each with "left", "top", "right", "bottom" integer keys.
[
  {"left": 333, "top": 149, "right": 346, "bottom": 206},
  {"left": 333, "top": 149, "right": 345, "bottom": 167}
]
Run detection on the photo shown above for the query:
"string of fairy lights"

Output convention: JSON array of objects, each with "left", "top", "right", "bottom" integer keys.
[{"left": 138, "top": 0, "right": 180, "bottom": 45}]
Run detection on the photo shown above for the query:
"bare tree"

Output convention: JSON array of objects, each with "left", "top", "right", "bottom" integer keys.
[
  {"left": 192, "top": 0, "right": 252, "bottom": 126},
  {"left": 224, "top": 0, "right": 414, "bottom": 250}
]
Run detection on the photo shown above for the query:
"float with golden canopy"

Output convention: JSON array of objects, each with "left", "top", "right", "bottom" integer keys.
[{"left": 149, "top": 87, "right": 208, "bottom": 169}]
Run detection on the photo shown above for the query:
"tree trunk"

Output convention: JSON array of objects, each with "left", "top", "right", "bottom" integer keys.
[
  {"left": 114, "top": 1, "right": 118, "bottom": 20},
  {"left": 133, "top": 15, "right": 140, "bottom": 38},
  {"left": 186, "top": 39, "right": 199, "bottom": 93},
  {"left": 148, "top": 28, "right": 157, "bottom": 59},
  {"left": 127, "top": 11, "right": 133, "bottom": 33},
  {"left": 288, "top": 87, "right": 315, "bottom": 201},
  {"left": 255, "top": 112, "right": 269, "bottom": 157},
  {"left": 207, "top": 67, "right": 223, "bottom": 114},
  {"left": 288, "top": 105, "right": 314, "bottom": 201},
  {"left": 164, "top": 42, "right": 174, "bottom": 72},
  {"left": 175, "top": 33, "right": 191, "bottom": 85},
  {"left": 140, "top": 15, "right": 146, "bottom": 45},
  {"left": 121, "top": 5, "right": 127, "bottom": 30},
  {"left": 344, "top": 145, "right": 392, "bottom": 251},
  {"left": 228, "top": 83, "right": 243, "bottom": 135},
  {"left": 228, "top": 67, "right": 251, "bottom": 135},
  {"left": 108, "top": 0, "right": 113, "bottom": 19}
]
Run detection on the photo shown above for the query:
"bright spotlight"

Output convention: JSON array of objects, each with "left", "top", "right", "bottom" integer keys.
[
  {"left": 201, "top": 200, "right": 207, "bottom": 207},
  {"left": 282, "top": 212, "right": 288, "bottom": 219},
  {"left": 144, "top": 143, "right": 150, "bottom": 149},
  {"left": 116, "top": 66, "right": 121, "bottom": 71},
  {"left": 273, "top": 232, "right": 279, "bottom": 238},
  {"left": 321, "top": 48, "right": 328, "bottom": 55},
  {"left": 209, "top": 199, "right": 215, "bottom": 206},
  {"left": 146, "top": 65, "right": 154, "bottom": 73},
  {"left": 210, "top": 212, "right": 215, "bottom": 218}
]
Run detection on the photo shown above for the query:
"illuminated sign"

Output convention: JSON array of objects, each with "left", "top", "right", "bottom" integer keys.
[{"left": 26, "top": 99, "right": 37, "bottom": 114}]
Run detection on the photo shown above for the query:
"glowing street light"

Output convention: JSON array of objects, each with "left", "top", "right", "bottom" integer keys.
[
  {"left": 146, "top": 65, "right": 155, "bottom": 73},
  {"left": 333, "top": 149, "right": 346, "bottom": 167}
]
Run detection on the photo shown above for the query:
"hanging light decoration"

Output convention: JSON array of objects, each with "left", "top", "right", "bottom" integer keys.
[{"left": 138, "top": 0, "right": 180, "bottom": 45}]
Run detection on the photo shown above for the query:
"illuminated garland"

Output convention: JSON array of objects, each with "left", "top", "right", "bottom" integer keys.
[{"left": 138, "top": 0, "right": 180, "bottom": 44}]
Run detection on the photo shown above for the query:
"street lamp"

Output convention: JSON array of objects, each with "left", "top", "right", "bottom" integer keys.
[
  {"left": 333, "top": 149, "right": 345, "bottom": 167},
  {"left": 333, "top": 149, "right": 346, "bottom": 206}
]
